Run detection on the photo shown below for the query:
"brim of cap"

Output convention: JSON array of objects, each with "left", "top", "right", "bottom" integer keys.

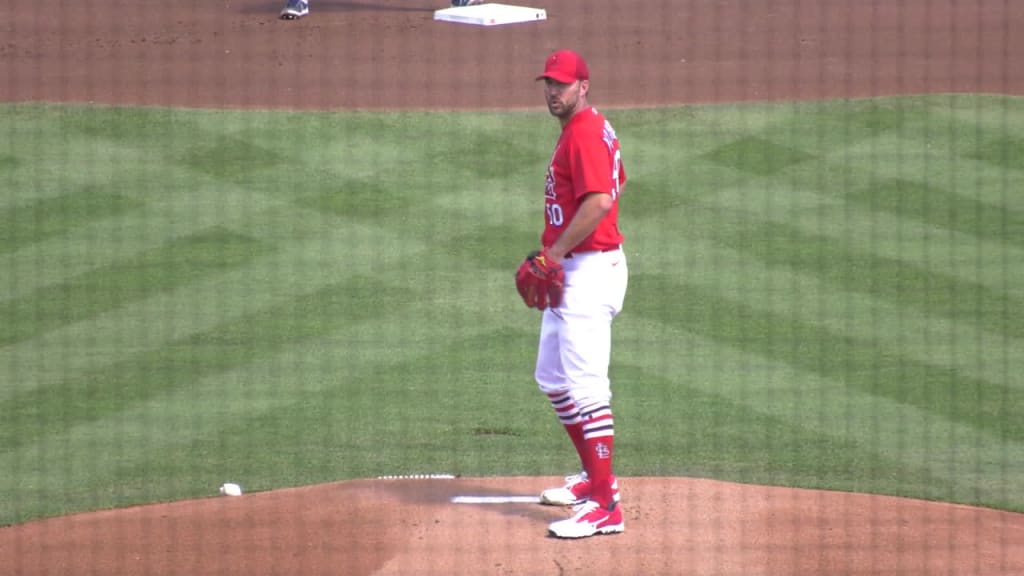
[{"left": 535, "top": 71, "right": 579, "bottom": 83}]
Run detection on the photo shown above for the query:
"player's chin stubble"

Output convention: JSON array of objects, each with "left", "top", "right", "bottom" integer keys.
[{"left": 547, "top": 96, "right": 573, "bottom": 119}]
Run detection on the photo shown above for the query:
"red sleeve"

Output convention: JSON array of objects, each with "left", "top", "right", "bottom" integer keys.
[{"left": 569, "top": 125, "right": 617, "bottom": 199}]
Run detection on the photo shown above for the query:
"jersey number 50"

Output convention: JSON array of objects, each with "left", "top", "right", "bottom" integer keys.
[{"left": 546, "top": 203, "right": 564, "bottom": 226}]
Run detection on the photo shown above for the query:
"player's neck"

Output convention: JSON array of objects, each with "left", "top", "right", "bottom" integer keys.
[{"left": 559, "top": 100, "right": 590, "bottom": 128}]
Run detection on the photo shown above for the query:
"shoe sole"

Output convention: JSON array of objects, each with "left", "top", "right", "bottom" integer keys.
[
  {"left": 539, "top": 492, "right": 583, "bottom": 507},
  {"left": 280, "top": 13, "right": 307, "bottom": 19},
  {"left": 548, "top": 523, "right": 625, "bottom": 539}
]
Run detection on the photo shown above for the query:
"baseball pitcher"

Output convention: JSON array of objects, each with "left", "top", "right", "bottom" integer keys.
[{"left": 516, "top": 49, "right": 628, "bottom": 539}]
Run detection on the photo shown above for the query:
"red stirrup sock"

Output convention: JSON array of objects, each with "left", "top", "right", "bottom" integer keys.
[
  {"left": 548, "top": 391, "right": 588, "bottom": 470},
  {"left": 581, "top": 403, "right": 616, "bottom": 508}
]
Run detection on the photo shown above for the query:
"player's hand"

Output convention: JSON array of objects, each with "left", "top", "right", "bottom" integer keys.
[{"left": 515, "top": 248, "right": 565, "bottom": 310}]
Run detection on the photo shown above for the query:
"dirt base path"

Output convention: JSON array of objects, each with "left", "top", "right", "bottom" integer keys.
[
  {"left": 2, "top": 0, "right": 1021, "bottom": 110},
  {"left": 2, "top": 1, "right": 1024, "bottom": 574}
]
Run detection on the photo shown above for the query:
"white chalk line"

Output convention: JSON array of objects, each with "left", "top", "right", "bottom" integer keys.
[
  {"left": 376, "top": 474, "right": 458, "bottom": 480},
  {"left": 373, "top": 476, "right": 539, "bottom": 504},
  {"left": 450, "top": 495, "right": 540, "bottom": 504}
]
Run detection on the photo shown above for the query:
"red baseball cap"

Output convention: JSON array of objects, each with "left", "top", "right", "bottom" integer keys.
[{"left": 536, "top": 49, "right": 590, "bottom": 83}]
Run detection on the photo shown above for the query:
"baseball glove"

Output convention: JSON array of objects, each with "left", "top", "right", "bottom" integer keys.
[{"left": 515, "top": 249, "right": 565, "bottom": 310}]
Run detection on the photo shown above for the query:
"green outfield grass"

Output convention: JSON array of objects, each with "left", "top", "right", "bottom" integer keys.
[{"left": 1, "top": 95, "right": 1022, "bottom": 526}]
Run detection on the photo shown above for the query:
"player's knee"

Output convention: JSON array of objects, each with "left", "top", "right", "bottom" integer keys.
[{"left": 535, "top": 372, "right": 568, "bottom": 396}]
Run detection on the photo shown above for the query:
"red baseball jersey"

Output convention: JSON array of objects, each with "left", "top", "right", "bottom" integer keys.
[{"left": 541, "top": 107, "right": 626, "bottom": 252}]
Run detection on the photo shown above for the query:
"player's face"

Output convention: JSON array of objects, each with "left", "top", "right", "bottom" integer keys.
[{"left": 544, "top": 78, "right": 588, "bottom": 120}]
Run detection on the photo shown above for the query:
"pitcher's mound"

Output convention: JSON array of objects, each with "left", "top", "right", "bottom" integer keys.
[{"left": 3, "top": 476, "right": 1023, "bottom": 575}]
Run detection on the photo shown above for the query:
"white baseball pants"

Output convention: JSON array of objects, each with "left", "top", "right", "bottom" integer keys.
[{"left": 534, "top": 248, "right": 628, "bottom": 407}]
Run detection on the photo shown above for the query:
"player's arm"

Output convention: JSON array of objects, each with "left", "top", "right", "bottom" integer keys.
[{"left": 545, "top": 191, "right": 614, "bottom": 262}]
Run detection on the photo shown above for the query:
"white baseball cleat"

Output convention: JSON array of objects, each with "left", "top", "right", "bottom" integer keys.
[
  {"left": 548, "top": 500, "right": 625, "bottom": 539},
  {"left": 540, "top": 472, "right": 620, "bottom": 506}
]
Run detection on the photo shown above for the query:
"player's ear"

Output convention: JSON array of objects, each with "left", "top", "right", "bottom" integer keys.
[{"left": 579, "top": 79, "right": 589, "bottom": 95}]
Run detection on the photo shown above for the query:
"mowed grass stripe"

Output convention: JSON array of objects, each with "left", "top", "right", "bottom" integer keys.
[
  {"left": 726, "top": 96, "right": 1024, "bottom": 214},
  {"left": 609, "top": 362, "right": 961, "bottom": 501},
  {"left": 820, "top": 132, "right": 1024, "bottom": 219},
  {"left": 0, "top": 189, "right": 428, "bottom": 398},
  {"left": 0, "top": 178, "right": 282, "bottom": 302},
  {"left": 628, "top": 272, "right": 1023, "bottom": 443},
  {"left": 0, "top": 275, "right": 416, "bottom": 453},
  {"left": 843, "top": 177, "right": 1024, "bottom": 250},
  {"left": 939, "top": 97, "right": 1024, "bottom": 187},
  {"left": 179, "top": 328, "right": 544, "bottom": 483},
  {"left": 845, "top": 130, "right": 1024, "bottom": 212},
  {"left": 933, "top": 93, "right": 1024, "bottom": 130},
  {"left": 706, "top": 218, "right": 1024, "bottom": 340},
  {"left": 614, "top": 324, "right": 1022, "bottom": 510},
  {"left": 630, "top": 228, "right": 1023, "bottom": 390},
  {"left": 0, "top": 228, "right": 272, "bottom": 347},
  {"left": 618, "top": 256, "right": 1023, "bottom": 509},
  {"left": 0, "top": 191, "right": 146, "bottom": 256},
  {"left": 0, "top": 324, "right": 542, "bottom": 524},
  {"left": 831, "top": 176, "right": 1024, "bottom": 291},
  {"left": 681, "top": 175, "right": 1024, "bottom": 294}
]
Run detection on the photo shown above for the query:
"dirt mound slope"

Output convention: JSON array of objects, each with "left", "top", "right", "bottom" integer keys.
[{"left": 3, "top": 476, "right": 1023, "bottom": 576}]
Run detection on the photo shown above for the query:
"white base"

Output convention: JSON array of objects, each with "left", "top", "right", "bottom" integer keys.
[{"left": 434, "top": 3, "right": 547, "bottom": 27}]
